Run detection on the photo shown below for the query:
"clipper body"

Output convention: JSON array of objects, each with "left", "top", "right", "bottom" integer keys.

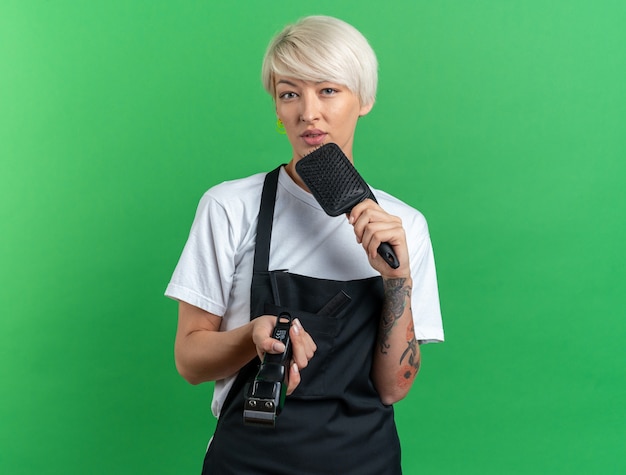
[{"left": 243, "top": 313, "right": 293, "bottom": 427}]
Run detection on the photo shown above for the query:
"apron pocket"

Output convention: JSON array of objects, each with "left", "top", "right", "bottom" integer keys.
[{"left": 264, "top": 302, "right": 338, "bottom": 398}]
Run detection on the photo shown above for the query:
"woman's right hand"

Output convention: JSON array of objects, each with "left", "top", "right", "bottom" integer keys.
[{"left": 251, "top": 315, "right": 317, "bottom": 395}]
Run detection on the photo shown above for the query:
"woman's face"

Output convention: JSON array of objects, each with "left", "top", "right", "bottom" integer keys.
[{"left": 274, "top": 75, "right": 372, "bottom": 174}]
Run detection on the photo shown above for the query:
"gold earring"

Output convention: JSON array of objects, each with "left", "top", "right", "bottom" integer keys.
[{"left": 276, "top": 118, "right": 287, "bottom": 135}]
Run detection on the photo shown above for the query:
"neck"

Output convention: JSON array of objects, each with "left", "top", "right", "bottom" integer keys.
[{"left": 284, "top": 161, "right": 311, "bottom": 192}]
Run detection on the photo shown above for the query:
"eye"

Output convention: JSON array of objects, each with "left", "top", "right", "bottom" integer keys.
[
  {"left": 321, "top": 88, "right": 337, "bottom": 95},
  {"left": 278, "top": 91, "right": 298, "bottom": 100}
]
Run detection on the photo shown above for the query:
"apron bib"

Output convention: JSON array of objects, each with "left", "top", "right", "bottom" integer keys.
[{"left": 202, "top": 167, "right": 402, "bottom": 475}]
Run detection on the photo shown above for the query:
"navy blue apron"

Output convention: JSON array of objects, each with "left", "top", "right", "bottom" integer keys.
[{"left": 202, "top": 166, "right": 402, "bottom": 474}]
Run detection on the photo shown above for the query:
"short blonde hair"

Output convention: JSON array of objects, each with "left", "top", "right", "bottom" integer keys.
[{"left": 261, "top": 16, "right": 378, "bottom": 106}]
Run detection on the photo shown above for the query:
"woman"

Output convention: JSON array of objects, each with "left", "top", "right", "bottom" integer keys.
[{"left": 166, "top": 15, "right": 444, "bottom": 474}]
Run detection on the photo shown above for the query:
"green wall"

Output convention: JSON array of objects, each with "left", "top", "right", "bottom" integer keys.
[{"left": 1, "top": 1, "right": 624, "bottom": 473}]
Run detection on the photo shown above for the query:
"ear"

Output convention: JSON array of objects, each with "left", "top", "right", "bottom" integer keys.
[{"left": 359, "top": 102, "right": 374, "bottom": 117}]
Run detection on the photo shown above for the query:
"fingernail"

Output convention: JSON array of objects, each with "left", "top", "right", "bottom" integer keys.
[
  {"left": 292, "top": 363, "right": 299, "bottom": 374},
  {"left": 293, "top": 318, "right": 302, "bottom": 335},
  {"left": 273, "top": 341, "right": 286, "bottom": 352}
]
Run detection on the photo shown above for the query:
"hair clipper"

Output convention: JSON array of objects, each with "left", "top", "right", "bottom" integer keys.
[{"left": 243, "top": 312, "right": 293, "bottom": 428}]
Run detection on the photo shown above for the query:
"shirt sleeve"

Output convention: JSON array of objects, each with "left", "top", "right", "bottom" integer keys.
[
  {"left": 408, "top": 213, "right": 445, "bottom": 344},
  {"left": 165, "top": 192, "right": 237, "bottom": 317}
]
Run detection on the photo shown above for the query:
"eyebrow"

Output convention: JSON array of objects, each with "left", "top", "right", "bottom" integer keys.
[
  {"left": 275, "top": 79, "right": 329, "bottom": 87},
  {"left": 275, "top": 79, "right": 299, "bottom": 88}
]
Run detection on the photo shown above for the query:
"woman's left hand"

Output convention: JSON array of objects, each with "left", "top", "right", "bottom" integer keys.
[{"left": 348, "top": 199, "right": 411, "bottom": 278}]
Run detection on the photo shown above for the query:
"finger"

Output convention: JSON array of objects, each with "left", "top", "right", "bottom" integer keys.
[
  {"left": 256, "top": 337, "right": 286, "bottom": 361},
  {"left": 350, "top": 199, "right": 401, "bottom": 225},
  {"left": 351, "top": 207, "right": 401, "bottom": 246},
  {"left": 289, "top": 319, "right": 309, "bottom": 369},
  {"left": 361, "top": 221, "right": 405, "bottom": 260},
  {"left": 295, "top": 318, "right": 317, "bottom": 357},
  {"left": 348, "top": 198, "right": 380, "bottom": 223},
  {"left": 348, "top": 201, "right": 379, "bottom": 241},
  {"left": 289, "top": 319, "right": 316, "bottom": 369},
  {"left": 285, "top": 363, "right": 300, "bottom": 395}
]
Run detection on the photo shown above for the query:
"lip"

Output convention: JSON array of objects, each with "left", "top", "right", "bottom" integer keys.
[{"left": 300, "top": 129, "right": 327, "bottom": 146}]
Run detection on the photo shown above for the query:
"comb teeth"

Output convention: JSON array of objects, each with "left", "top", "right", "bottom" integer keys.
[{"left": 296, "top": 143, "right": 374, "bottom": 216}]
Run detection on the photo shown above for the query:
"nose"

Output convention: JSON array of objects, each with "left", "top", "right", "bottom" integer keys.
[{"left": 299, "top": 90, "right": 320, "bottom": 123}]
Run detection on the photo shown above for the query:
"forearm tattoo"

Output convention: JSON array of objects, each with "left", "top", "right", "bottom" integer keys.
[
  {"left": 398, "top": 321, "right": 421, "bottom": 388},
  {"left": 379, "top": 278, "right": 421, "bottom": 388},
  {"left": 378, "top": 278, "right": 412, "bottom": 355}
]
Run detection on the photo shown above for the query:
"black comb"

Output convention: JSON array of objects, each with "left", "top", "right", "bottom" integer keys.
[{"left": 296, "top": 143, "right": 400, "bottom": 269}]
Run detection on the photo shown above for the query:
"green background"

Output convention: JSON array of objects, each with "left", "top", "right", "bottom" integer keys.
[{"left": 1, "top": 1, "right": 625, "bottom": 473}]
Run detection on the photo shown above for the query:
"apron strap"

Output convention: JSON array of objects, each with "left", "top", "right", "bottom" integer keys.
[
  {"left": 252, "top": 165, "right": 283, "bottom": 275},
  {"left": 221, "top": 165, "right": 283, "bottom": 416}
]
